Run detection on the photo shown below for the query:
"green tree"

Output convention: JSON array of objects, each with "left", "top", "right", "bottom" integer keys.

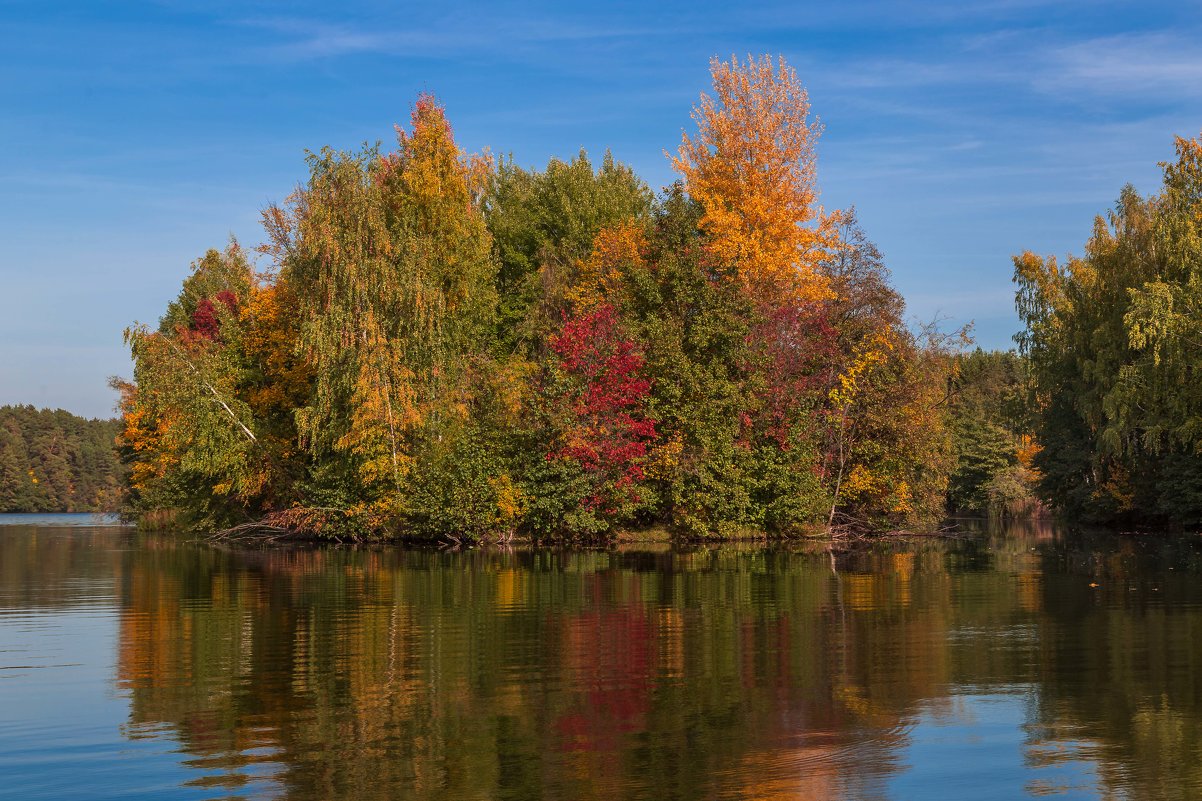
[
  {"left": 262, "top": 95, "right": 499, "bottom": 532},
  {"left": 946, "top": 349, "right": 1037, "bottom": 515},
  {"left": 1015, "top": 133, "right": 1202, "bottom": 524},
  {"left": 485, "top": 150, "right": 653, "bottom": 352},
  {"left": 0, "top": 406, "right": 123, "bottom": 513}
]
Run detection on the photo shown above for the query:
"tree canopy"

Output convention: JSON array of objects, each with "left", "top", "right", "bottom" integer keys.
[
  {"left": 1015, "top": 134, "right": 1202, "bottom": 524},
  {"left": 0, "top": 405, "right": 123, "bottom": 513},
  {"left": 117, "top": 56, "right": 964, "bottom": 541}
]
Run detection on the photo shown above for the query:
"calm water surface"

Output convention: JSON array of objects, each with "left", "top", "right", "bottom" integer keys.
[{"left": 2, "top": 515, "right": 1201, "bottom": 800}]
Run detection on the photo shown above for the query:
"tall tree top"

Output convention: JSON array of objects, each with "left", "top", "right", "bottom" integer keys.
[{"left": 672, "top": 55, "right": 836, "bottom": 302}]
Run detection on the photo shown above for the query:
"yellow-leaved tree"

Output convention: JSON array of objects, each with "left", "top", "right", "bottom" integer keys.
[
  {"left": 672, "top": 54, "right": 838, "bottom": 301},
  {"left": 263, "top": 95, "right": 497, "bottom": 524}
]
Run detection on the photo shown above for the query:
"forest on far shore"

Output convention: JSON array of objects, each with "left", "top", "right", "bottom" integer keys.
[{"left": 0, "top": 405, "right": 124, "bottom": 513}]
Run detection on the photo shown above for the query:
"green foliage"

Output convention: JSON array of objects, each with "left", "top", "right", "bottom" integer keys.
[
  {"left": 118, "top": 80, "right": 965, "bottom": 542},
  {"left": 157, "top": 243, "right": 255, "bottom": 336},
  {"left": 946, "top": 349, "right": 1039, "bottom": 515},
  {"left": 622, "top": 188, "right": 769, "bottom": 537},
  {"left": 0, "top": 406, "right": 123, "bottom": 513},
  {"left": 517, "top": 452, "right": 610, "bottom": 540},
  {"left": 405, "top": 436, "right": 511, "bottom": 542},
  {"left": 485, "top": 150, "right": 653, "bottom": 351},
  {"left": 119, "top": 243, "right": 264, "bottom": 530},
  {"left": 1016, "top": 134, "right": 1202, "bottom": 524},
  {"left": 814, "top": 213, "right": 960, "bottom": 530}
]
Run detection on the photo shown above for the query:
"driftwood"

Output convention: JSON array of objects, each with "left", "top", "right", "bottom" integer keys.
[
  {"left": 208, "top": 505, "right": 963, "bottom": 549},
  {"left": 826, "top": 511, "right": 965, "bottom": 547},
  {"left": 210, "top": 507, "right": 521, "bottom": 549},
  {"left": 209, "top": 507, "right": 357, "bottom": 544}
]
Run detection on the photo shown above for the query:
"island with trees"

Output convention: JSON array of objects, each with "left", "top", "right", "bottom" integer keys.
[{"left": 110, "top": 55, "right": 1202, "bottom": 542}]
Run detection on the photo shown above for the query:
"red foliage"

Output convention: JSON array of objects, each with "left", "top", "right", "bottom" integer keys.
[
  {"left": 190, "top": 299, "right": 220, "bottom": 339},
  {"left": 188, "top": 292, "right": 240, "bottom": 342},
  {"left": 746, "top": 301, "right": 839, "bottom": 447},
  {"left": 214, "top": 290, "right": 239, "bottom": 313},
  {"left": 548, "top": 304, "right": 657, "bottom": 511}
]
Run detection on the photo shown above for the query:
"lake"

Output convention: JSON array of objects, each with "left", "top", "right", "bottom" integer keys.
[{"left": 1, "top": 515, "right": 1200, "bottom": 800}]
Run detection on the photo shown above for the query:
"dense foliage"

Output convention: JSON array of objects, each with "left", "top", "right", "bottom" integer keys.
[
  {"left": 0, "top": 405, "right": 123, "bottom": 512},
  {"left": 945, "top": 350, "right": 1040, "bottom": 516},
  {"left": 118, "top": 56, "right": 961, "bottom": 541},
  {"left": 1015, "top": 134, "right": 1202, "bottom": 524}
]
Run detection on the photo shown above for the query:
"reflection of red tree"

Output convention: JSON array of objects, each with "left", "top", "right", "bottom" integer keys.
[
  {"left": 740, "top": 614, "right": 798, "bottom": 694},
  {"left": 554, "top": 574, "right": 655, "bottom": 755}
]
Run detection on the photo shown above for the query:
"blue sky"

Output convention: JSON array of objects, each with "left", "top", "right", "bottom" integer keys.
[{"left": 2, "top": 0, "right": 1200, "bottom": 418}]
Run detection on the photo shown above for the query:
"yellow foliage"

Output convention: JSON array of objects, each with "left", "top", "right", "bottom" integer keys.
[
  {"left": 569, "top": 223, "right": 646, "bottom": 312},
  {"left": 829, "top": 333, "right": 892, "bottom": 408},
  {"left": 241, "top": 280, "right": 312, "bottom": 423},
  {"left": 1016, "top": 434, "right": 1042, "bottom": 471},
  {"left": 335, "top": 324, "right": 420, "bottom": 492},
  {"left": 489, "top": 474, "right": 525, "bottom": 526},
  {"left": 1099, "top": 463, "right": 1136, "bottom": 511},
  {"left": 890, "top": 480, "right": 914, "bottom": 515},
  {"left": 115, "top": 384, "right": 180, "bottom": 492},
  {"left": 645, "top": 433, "right": 684, "bottom": 481},
  {"left": 842, "top": 464, "right": 875, "bottom": 500},
  {"left": 485, "top": 358, "right": 535, "bottom": 424},
  {"left": 673, "top": 54, "right": 838, "bottom": 302}
]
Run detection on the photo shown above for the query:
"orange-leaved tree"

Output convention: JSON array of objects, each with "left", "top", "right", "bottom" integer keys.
[
  {"left": 567, "top": 222, "right": 647, "bottom": 314},
  {"left": 672, "top": 54, "right": 838, "bottom": 301}
]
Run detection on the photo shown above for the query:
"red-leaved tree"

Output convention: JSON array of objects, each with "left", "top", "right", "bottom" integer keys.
[
  {"left": 745, "top": 301, "right": 839, "bottom": 449},
  {"left": 188, "top": 291, "right": 240, "bottom": 341},
  {"left": 548, "top": 304, "right": 657, "bottom": 515}
]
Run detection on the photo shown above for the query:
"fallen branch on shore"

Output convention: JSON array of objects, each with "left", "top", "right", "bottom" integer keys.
[{"left": 827, "top": 511, "right": 964, "bottom": 544}]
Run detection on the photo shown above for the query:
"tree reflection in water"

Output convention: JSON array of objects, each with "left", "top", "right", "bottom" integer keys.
[{"left": 3, "top": 520, "right": 1201, "bottom": 800}]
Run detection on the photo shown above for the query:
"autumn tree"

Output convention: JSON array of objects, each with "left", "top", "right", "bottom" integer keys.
[
  {"left": 815, "top": 214, "right": 960, "bottom": 529},
  {"left": 485, "top": 150, "right": 653, "bottom": 351},
  {"left": 263, "top": 96, "right": 497, "bottom": 526},
  {"left": 113, "top": 63, "right": 970, "bottom": 541},
  {"left": 119, "top": 243, "right": 263, "bottom": 528},
  {"left": 673, "top": 54, "right": 837, "bottom": 301},
  {"left": 1016, "top": 133, "right": 1202, "bottom": 524},
  {"left": 522, "top": 304, "right": 657, "bottom": 537}
]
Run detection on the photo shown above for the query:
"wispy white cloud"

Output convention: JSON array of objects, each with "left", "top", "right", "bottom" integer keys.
[
  {"left": 806, "top": 28, "right": 1202, "bottom": 103},
  {"left": 1040, "top": 33, "right": 1202, "bottom": 97},
  {"left": 233, "top": 15, "right": 665, "bottom": 63},
  {"left": 233, "top": 17, "right": 470, "bottom": 60}
]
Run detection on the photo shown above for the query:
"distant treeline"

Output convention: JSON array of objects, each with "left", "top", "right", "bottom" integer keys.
[
  {"left": 1015, "top": 135, "right": 1202, "bottom": 526},
  {"left": 0, "top": 405, "right": 123, "bottom": 513}
]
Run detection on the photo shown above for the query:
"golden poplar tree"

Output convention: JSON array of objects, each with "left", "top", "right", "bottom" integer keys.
[{"left": 672, "top": 55, "right": 837, "bottom": 300}]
